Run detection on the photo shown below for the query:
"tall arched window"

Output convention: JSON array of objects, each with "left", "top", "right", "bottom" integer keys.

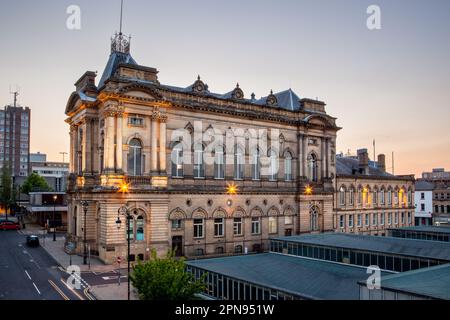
[
  {"left": 136, "top": 216, "right": 144, "bottom": 241},
  {"left": 171, "top": 143, "right": 183, "bottom": 178},
  {"left": 252, "top": 149, "right": 261, "bottom": 180},
  {"left": 307, "top": 153, "right": 318, "bottom": 182},
  {"left": 339, "top": 186, "right": 346, "bottom": 206},
  {"left": 128, "top": 138, "right": 142, "bottom": 176},
  {"left": 284, "top": 152, "right": 293, "bottom": 181},
  {"left": 310, "top": 206, "right": 319, "bottom": 231},
  {"left": 269, "top": 149, "right": 278, "bottom": 181},
  {"left": 194, "top": 143, "right": 205, "bottom": 178},
  {"left": 214, "top": 146, "right": 225, "bottom": 179},
  {"left": 234, "top": 145, "right": 244, "bottom": 180}
]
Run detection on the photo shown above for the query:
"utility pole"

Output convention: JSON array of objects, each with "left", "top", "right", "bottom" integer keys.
[
  {"left": 392, "top": 152, "right": 395, "bottom": 175},
  {"left": 60, "top": 152, "right": 68, "bottom": 163}
]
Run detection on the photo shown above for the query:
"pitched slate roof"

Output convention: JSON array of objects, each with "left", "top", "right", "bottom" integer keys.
[
  {"left": 415, "top": 180, "right": 435, "bottom": 191},
  {"left": 256, "top": 89, "right": 302, "bottom": 111},
  {"left": 336, "top": 156, "right": 392, "bottom": 177},
  {"left": 98, "top": 51, "right": 138, "bottom": 88}
]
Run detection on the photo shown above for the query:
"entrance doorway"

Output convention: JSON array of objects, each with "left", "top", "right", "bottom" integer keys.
[{"left": 172, "top": 236, "right": 183, "bottom": 257}]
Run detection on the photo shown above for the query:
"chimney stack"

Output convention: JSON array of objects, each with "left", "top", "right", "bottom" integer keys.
[
  {"left": 378, "top": 154, "right": 386, "bottom": 173},
  {"left": 357, "top": 149, "right": 369, "bottom": 175}
]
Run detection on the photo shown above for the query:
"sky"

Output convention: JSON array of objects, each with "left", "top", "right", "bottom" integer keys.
[{"left": 0, "top": 0, "right": 449, "bottom": 177}]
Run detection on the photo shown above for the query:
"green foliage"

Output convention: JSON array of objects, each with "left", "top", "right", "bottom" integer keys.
[
  {"left": 21, "top": 173, "right": 52, "bottom": 194},
  {"left": 0, "top": 165, "right": 13, "bottom": 209},
  {"left": 130, "top": 250, "right": 206, "bottom": 300}
]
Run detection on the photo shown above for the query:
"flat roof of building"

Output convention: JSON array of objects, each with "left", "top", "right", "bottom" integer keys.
[
  {"left": 186, "top": 253, "right": 392, "bottom": 300},
  {"left": 390, "top": 226, "right": 450, "bottom": 234},
  {"left": 272, "top": 233, "right": 450, "bottom": 261},
  {"left": 362, "top": 264, "right": 450, "bottom": 300}
]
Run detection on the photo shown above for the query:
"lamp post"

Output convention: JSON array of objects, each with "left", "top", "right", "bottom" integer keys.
[
  {"left": 52, "top": 195, "right": 58, "bottom": 241},
  {"left": 116, "top": 205, "right": 132, "bottom": 301},
  {"left": 81, "top": 201, "right": 89, "bottom": 265}
]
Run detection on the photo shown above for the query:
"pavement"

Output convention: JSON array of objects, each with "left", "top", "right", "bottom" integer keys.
[{"left": 19, "top": 222, "right": 139, "bottom": 300}]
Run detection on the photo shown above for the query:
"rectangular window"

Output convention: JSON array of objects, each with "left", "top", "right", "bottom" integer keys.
[
  {"left": 214, "top": 218, "right": 224, "bottom": 237},
  {"left": 349, "top": 189, "right": 354, "bottom": 206},
  {"left": 372, "top": 214, "right": 378, "bottom": 226},
  {"left": 365, "top": 214, "right": 369, "bottom": 226},
  {"left": 128, "top": 116, "right": 144, "bottom": 126},
  {"left": 381, "top": 213, "right": 385, "bottom": 226},
  {"left": 420, "top": 203, "right": 425, "bottom": 211},
  {"left": 407, "top": 212, "right": 412, "bottom": 224},
  {"left": 269, "top": 217, "right": 278, "bottom": 234},
  {"left": 193, "top": 219, "right": 204, "bottom": 238},
  {"left": 348, "top": 215, "right": 354, "bottom": 228},
  {"left": 251, "top": 217, "right": 261, "bottom": 235},
  {"left": 394, "top": 212, "right": 399, "bottom": 225},
  {"left": 171, "top": 219, "right": 182, "bottom": 230},
  {"left": 388, "top": 212, "right": 392, "bottom": 225},
  {"left": 387, "top": 191, "right": 392, "bottom": 205},
  {"left": 233, "top": 218, "right": 242, "bottom": 236},
  {"left": 339, "top": 215, "right": 345, "bottom": 229},
  {"left": 285, "top": 216, "right": 293, "bottom": 225},
  {"left": 420, "top": 192, "right": 425, "bottom": 200},
  {"left": 357, "top": 214, "right": 362, "bottom": 227},
  {"left": 401, "top": 212, "right": 405, "bottom": 224}
]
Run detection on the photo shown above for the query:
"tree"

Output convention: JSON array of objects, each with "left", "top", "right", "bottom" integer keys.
[
  {"left": 21, "top": 173, "right": 51, "bottom": 194},
  {"left": 0, "top": 165, "right": 13, "bottom": 218},
  {"left": 130, "top": 250, "right": 206, "bottom": 300}
]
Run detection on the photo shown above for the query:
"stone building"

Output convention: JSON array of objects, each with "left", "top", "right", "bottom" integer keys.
[
  {"left": 334, "top": 149, "right": 415, "bottom": 236},
  {"left": 65, "top": 33, "right": 340, "bottom": 263}
]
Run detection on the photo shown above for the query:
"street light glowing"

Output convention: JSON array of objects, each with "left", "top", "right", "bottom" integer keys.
[
  {"left": 227, "top": 183, "right": 238, "bottom": 195},
  {"left": 304, "top": 185, "right": 313, "bottom": 195},
  {"left": 119, "top": 182, "right": 130, "bottom": 193}
]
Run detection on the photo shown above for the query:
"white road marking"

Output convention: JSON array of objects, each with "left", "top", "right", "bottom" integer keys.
[
  {"left": 33, "top": 282, "right": 41, "bottom": 295},
  {"left": 25, "top": 270, "right": 32, "bottom": 280}
]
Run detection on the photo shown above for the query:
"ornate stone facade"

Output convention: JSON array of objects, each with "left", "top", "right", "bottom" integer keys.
[{"left": 65, "top": 35, "right": 340, "bottom": 264}]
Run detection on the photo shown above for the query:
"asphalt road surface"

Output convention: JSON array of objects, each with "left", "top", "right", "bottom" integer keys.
[{"left": 0, "top": 230, "right": 94, "bottom": 300}]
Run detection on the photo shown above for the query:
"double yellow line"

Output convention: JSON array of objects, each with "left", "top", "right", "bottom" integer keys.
[{"left": 48, "top": 280, "right": 70, "bottom": 300}]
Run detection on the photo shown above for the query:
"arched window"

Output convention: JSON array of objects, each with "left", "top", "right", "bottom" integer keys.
[
  {"left": 284, "top": 152, "right": 293, "bottom": 181},
  {"left": 339, "top": 186, "right": 346, "bottom": 206},
  {"left": 136, "top": 216, "right": 144, "bottom": 241},
  {"left": 194, "top": 143, "right": 205, "bottom": 178},
  {"left": 252, "top": 149, "right": 261, "bottom": 180},
  {"left": 307, "top": 153, "right": 318, "bottom": 182},
  {"left": 349, "top": 187, "right": 354, "bottom": 206},
  {"left": 128, "top": 138, "right": 142, "bottom": 176},
  {"left": 234, "top": 145, "right": 244, "bottom": 180},
  {"left": 234, "top": 245, "right": 243, "bottom": 254},
  {"left": 214, "top": 146, "right": 225, "bottom": 179},
  {"left": 171, "top": 143, "right": 183, "bottom": 178},
  {"left": 269, "top": 149, "right": 278, "bottom": 181},
  {"left": 310, "top": 206, "right": 319, "bottom": 231}
]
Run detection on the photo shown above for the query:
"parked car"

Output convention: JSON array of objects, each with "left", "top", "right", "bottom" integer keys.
[
  {"left": 0, "top": 220, "right": 21, "bottom": 231},
  {"left": 26, "top": 235, "right": 40, "bottom": 247}
]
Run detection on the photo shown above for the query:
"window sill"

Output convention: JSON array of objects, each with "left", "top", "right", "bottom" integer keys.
[{"left": 171, "top": 176, "right": 184, "bottom": 179}]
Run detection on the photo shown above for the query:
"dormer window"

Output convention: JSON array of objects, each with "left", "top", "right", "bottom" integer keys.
[{"left": 128, "top": 115, "right": 144, "bottom": 127}]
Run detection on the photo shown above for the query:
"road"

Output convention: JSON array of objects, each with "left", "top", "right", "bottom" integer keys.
[{"left": 0, "top": 230, "right": 95, "bottom": 300}]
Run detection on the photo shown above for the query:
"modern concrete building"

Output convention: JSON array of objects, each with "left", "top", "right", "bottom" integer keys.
[
  {"left": 335, "top": 150, "right": 415, "bottom": 236},
  {"left": 26, "top": 192, "right": 68, "bottom": 230},
  {"left": 30, "top": 153, "right": 69, "bottom": 192},
  {"left": 414, "top": 180, "right": 434, "bottom": 226},
  {"left": 65, "top": 31, "right": 340, "bottom": 263},
  {"left": 0, "top": 102, "right": 31, "bottom": 180}
]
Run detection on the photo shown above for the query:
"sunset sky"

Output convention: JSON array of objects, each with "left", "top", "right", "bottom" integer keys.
[{"left": 0, "top": 0, "right": 449, "bottom": 177}]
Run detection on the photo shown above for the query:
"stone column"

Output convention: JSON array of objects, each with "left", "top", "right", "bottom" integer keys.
[
  {"left": 104, "top": 113, "right": 116, "bottom": 171},
  {"left": 302, "top": 134, "right": 307, "bottom": 179},
  {"left": 82, "top": 119, "right": 92, "bottom": 173},
  {"left": 69, "top": 125, "right": 77, "bottom": 173},
  {"left": 321, "top": 137, "right": 326, "bottom": 180},
  {"left": 116, "top": 114, "right": 124, "bottom": 172},
  {"left": 325, "top": 138, "right": 330, "bottom": 178},
  {"left": 297, "top": 133, "right": 303, "bottom": 179},
  {"left": 159, "top": 115, "right": 167, "bottom": 174},
  {"left": 151, "top": 112, "right": 159, "bottom": 173}
]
